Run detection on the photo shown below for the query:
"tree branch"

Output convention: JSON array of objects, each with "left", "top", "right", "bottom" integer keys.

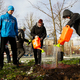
[{"left": 27, "top": 0, "right": 52, "bottom": 18}]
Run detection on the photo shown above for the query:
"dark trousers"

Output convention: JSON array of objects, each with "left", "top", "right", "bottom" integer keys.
[
  {"left": 33, "top": 49, "right": 41, "bottom": 65},
  {"left": 4, "top": 48, "right": 11, "bottom": 62},
  {"left": 0, "top": 37, "right": 17, "bottom": 67},
  {"left": 17, "top": 48, "right": 25, "bottom": 61}
]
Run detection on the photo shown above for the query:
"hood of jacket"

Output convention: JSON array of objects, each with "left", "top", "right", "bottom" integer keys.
[{"left": 63, "top": 9, "right": 73, "bottom": 19}]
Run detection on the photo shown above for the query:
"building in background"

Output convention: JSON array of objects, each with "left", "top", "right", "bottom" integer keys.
[{"left": 7, "top": 37, "right": 80, "bottom": 57}]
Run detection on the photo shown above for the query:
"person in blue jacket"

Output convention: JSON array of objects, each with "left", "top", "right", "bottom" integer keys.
[
  {"left": 0, "top": 5, "right": 18, "bottom": 69},
  {"left": 0, "top": 30, "right": 1, "bottom": 51}
]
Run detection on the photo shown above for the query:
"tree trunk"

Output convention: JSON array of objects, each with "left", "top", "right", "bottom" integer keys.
[{"left": 49, "top": 0, "right": 57, "bottom": 45}]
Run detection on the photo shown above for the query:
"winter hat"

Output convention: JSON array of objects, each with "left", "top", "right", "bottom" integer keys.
[
  {"left": 38, "top": 19, "right": 43, "bottom": 24},
  {"left": 21, "top": 26, "right": 26, "bottom": 30},
  {"left": 63, "top": 9, "right": 73, "bottom": 18},
  {"left": 8, "top": 5, "right": 14, "bottom": 11}
]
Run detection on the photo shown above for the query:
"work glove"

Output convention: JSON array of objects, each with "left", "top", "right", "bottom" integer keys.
[
  {"left": 29, "top": 40, "right": 32, "bottom": 42},
  {"left": 27, "top": 40, "right": 32, "bottom": 46},
  {"left": 27, "top": 42, "right": 30, "bottom": 46}
]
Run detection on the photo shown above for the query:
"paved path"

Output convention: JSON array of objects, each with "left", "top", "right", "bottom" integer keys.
[{"left": 4, "top": 55, "right": 80, "bottom": 62}]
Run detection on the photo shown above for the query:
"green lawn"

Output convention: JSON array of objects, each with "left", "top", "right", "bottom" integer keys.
[{"left": 0, "top": 58, "right": 80, "bottom": 80}]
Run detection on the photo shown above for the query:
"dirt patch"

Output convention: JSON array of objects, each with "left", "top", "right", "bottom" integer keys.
[
  {"left": 15, "top": 64, "right": 80, "bottom": 80},
  {"left": 41, "top": 63, "right": 71, "bottom": 69}
]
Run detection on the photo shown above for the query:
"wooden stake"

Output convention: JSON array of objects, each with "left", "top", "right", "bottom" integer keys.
[{"left": 56, "top": 51, "right": 58, "bottom": 67}]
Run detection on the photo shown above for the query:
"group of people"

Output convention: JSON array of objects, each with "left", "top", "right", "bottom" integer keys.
[
  {"left": 0, "top": 5, "right": 80, "bottom": 69},
  {"left": 0, "top": 5, "right": 47, "bottom": 69}
]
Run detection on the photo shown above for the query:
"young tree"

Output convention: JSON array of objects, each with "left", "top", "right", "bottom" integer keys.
[
  {"left": 27, "top": 0, "right": 78, "bottom": 45},
  {"left": 27, "top": 0, "right": 78, "bottom": 53},
  {"left": 23, "top": 13, "right": 37, "bottom": 39}
]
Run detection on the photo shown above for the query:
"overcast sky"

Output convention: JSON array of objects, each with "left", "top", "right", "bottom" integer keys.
[
  {"left": 3, "top": 0, "right": 80, "bottom": 38},
  {"left": 3, "top": 0, "right": 80, "bottom": 19}
]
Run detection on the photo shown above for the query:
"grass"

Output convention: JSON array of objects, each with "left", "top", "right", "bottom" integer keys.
[
  {"left": 59, "top": 58, "right": 80, "bottom": 65},
  {"left": 0, "top": 59, "right": 35, "bottom": 80},
  {"left": 0, "top": 58, "right": 80, "bottom": 80}
]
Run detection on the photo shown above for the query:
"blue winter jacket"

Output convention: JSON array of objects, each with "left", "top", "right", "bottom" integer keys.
[
  {"left": 0, "top": 12, "right": 18, "bottom": 38},
  {"left": 0, "top": 31, "right": 1, "bottom": 48}
]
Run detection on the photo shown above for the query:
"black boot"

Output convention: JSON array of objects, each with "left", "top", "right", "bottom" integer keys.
[{"left": 0, "top": 65, "right": 3, "bottom": 70}]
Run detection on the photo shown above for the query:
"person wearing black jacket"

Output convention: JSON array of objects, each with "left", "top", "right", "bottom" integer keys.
[
  {"left": 16, "top": 27, "right": 30, "bottom": 62},
  {"left": 31, "top": 19, "right": 47, "bottom": 65},
  {"left": 63, "top": 9, "right": 80, "bottom": 36}
]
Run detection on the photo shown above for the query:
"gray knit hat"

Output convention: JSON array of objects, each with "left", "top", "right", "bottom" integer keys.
[{"left": 21, "top": 26, "right": 26, "bottom": 30}]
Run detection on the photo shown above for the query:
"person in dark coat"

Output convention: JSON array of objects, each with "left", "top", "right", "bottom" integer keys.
[
  {"left": 31, "top": 19, "right": 47, "bottom": 65},
  {"left": 16, "top": 26, "right": 31, "bottom": 62},
  {"left": 63, "top": 9, "right": 80, "bottom": 36}
]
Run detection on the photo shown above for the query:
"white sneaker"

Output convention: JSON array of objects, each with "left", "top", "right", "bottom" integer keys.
[{"left": 38, "top": 64, "right": 41, "bottom": 66}]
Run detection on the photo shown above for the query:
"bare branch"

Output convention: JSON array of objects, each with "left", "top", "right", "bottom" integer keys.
[
  {"left": 27, "top": 0, "right": 52, "bottom": 18},
  {"left": 63, "top": 0, "right": 78, "bottom": 10},
  {"left": 27, "top": 0, "right": 78, "bottom": 44},
  {"left": 23, "top": 13, "right": 37, "bottom": 39},
  {"left": 38, "top": 1, "right": 50, "bottom": 11}
]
